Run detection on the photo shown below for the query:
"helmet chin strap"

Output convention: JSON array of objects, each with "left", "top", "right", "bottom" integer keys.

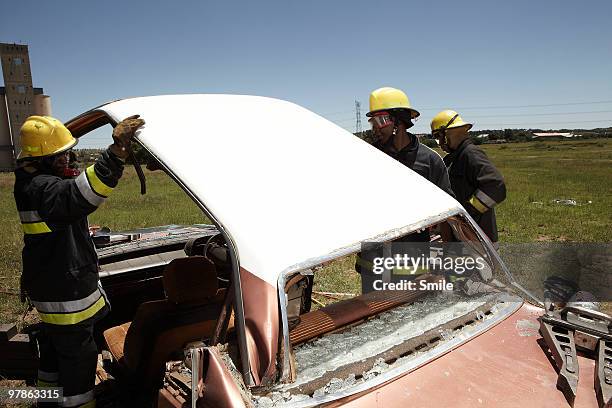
[
  {"left": 37, "top": 156, "right": 55, "bottom": 174},
  {"left": 40, "top": 153, "right": 68, "bottom": 176},
  {"left": 444, "top": 132, "right": 453, "bottom": 152},
  {"left": 42, "top": 155, "right": 55, "bottom": 167},
  {"left": 441, "top": 114, "right": 459, "bottom": 152},
  {"left": 384, "top": 118, "right": 399, "bottom": 152},
  {"left": 392, "top": 115, "right": 401, "bottom": 138}
]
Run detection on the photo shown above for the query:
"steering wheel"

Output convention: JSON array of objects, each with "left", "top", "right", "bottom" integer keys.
[
  {"left": 204, "top": 233, "right": 232, "bottom": 285},
  {"left": 184, "top": 232, "right": 231, "bottom": 286},
  {"left": 184, "top": 232, "right": 226, "bottom": 257},
  {"left": 202, "top": 232, "right": 227, "bottom": 260}
]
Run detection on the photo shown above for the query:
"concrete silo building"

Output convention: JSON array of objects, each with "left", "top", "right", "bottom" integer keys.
[{"left": 1, "top": 43, "right": 52, "bottom": 171}]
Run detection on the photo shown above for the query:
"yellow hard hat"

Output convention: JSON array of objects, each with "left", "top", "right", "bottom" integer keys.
[
  {"left": 17, "top": 116, "right": 77, "bottom": 160},
  {"left": 430, "top": 110, "right": 472, "bottom": 134},
  {"left": 367, "top": 87, "right": 420, "bottom": 119}
]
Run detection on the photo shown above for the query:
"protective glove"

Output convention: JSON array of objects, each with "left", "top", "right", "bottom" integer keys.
[
  {"left": 543, "top": 275, "right": 579, "bottom": 303},
  {"left": 567, "top": 291, "right": 600, "bottom": 311},
  {"left": 543, "top": 275, "right": 579, "bottom": 313},
  {"left": 109, "top": 115, "right": 145, "bottom": 159}
]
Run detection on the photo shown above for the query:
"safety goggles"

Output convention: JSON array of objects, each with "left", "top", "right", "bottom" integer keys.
[
  {"left": 433, "top": 114, "right": 460, "bottom": 137},
  {"left": 368, "top": 112, "right": 394, "bottom": 129},
  {"left": 432, "top": 129, "right": 445, "bottom": 139}
]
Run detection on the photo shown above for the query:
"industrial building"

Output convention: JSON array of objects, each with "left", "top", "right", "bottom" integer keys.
[
  {"left": 0, "top": 43, "right": 51, "bottom": 171},
  {"left": 532, "top": 132, "right": 580, "bottom": 139}
]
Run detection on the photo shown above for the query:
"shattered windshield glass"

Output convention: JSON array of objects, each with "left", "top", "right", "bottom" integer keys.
[{"left": 253, "top": 214, "right": 526, "bottom": 407}]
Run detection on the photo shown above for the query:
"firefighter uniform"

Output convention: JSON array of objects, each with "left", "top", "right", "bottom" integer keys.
[
  {"left": 14, "top": 148, "right": 125, "bottom": 407},
  {"left": 374, "top": 134, "right": 454, "bottom": 197},
  {"left": 443, "top": 138, "right": 506, "bottom": 244},
  {"left": 356, "top": 136, "right": 449, "bottom": 290},
  {"left": 357, "top": 88, "right": 454, "bottom": 292}
]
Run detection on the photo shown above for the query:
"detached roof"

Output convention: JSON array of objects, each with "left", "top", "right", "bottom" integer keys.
[{"left": 96, "top": 95, "right": 461, "bottom": 285}]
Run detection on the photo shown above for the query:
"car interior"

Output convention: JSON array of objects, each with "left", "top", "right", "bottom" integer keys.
[{"left": 96, "top": 232, "right": 235, "bottom": 395}]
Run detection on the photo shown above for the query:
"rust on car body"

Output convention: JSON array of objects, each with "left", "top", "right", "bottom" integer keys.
[{"left": 240, "top": 267, "right": 279, "bottom": 386}]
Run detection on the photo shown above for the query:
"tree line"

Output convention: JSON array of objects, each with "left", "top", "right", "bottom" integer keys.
[{"left": 355, "top": 127, "right": 612, "bottom": 147}]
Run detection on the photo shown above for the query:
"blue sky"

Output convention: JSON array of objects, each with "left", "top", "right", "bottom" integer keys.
[{"left": 2, "top": 0, "right": 612, "bottom": 147}]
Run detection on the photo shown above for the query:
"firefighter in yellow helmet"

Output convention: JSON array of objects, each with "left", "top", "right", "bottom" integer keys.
[
  {"left": 14, "top": 115, "right": 144, "bottom": 407},
  {"left": 357, "top": 88, "right": 454, "bottom": 293},
  {"left": 366, "top": 87, "right": 452, "bottom": 196},
  {"left": 431, "top": 110, "right": 506, "bottom": 246}
]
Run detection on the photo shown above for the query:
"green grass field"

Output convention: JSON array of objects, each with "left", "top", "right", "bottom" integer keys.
[
  {"left": 489, "top": 139, "right": 611, "bottom": 242},
  {"left": 1, "top": 138, "right": 610, "bottom": 323}
]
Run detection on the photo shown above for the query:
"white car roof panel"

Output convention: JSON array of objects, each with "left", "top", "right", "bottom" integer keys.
[{"left": 98, "top": 94, "right": 461, "bottom": 285}]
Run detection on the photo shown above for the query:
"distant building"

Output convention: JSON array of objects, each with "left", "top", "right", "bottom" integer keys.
[
  {"left": 532, "top": 132, "right": 579, "bottom": 139},
  {"left": 0, "top": 43, "right": 52, "bottom": 171}
]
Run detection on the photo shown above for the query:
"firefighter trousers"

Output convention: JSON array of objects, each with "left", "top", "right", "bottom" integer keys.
[{"left": 36, "top": 322, "right": 97, "bottom": 407}]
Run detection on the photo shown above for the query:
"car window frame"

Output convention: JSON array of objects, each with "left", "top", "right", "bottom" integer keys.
[{"left": 66, "top": 109, "right": 255, "bottom": 386}]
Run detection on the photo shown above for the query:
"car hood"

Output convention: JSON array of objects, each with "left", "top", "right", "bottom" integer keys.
[{"left": 332, "top": 303, "right": 599, "bottom": 408}]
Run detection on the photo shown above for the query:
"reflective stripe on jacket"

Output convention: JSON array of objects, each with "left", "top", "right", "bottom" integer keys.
[{"left": 14, "top": 148, "right": 124, "bottom": 325}]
